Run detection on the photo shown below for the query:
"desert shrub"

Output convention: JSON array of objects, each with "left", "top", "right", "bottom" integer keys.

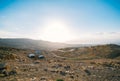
[
  {"left": 56, "top": 79, "right": 64, "bottom": 81},
  {"left": 0, "top": 47, "right": 21, "bottom": 60}
]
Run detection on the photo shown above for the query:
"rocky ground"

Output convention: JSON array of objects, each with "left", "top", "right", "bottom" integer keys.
[{"left": 0, "top": 47, "right": 120, "bottom": 81}]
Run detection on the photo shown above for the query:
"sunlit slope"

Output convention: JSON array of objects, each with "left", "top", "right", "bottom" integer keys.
[{"left": 54, "top": 44, "right": 120, "bottom": 59}]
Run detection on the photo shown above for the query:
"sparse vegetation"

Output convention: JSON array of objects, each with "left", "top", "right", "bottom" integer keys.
[
  {"left": 56, "top": 79, "right": 64, "bottom": 81},
  {"left": 0, "top": 44, "right": 120, "bottom": 81},
  {"left": 0, "top": 47, "right": 18, "bottom": 60}
]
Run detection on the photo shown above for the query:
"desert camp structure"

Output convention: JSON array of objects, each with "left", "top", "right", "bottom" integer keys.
[
  {"left": 28, "top": 54, "right": 35, "bottom": 58},
  {"left": 38, "top": 55, "right": 44, "bottom": 59},
  {"left": 35, "top": 50, "right": 41, "bottom": 55},
  {"left": 28, "top": 50, "right": 45, "bottom": 59}
]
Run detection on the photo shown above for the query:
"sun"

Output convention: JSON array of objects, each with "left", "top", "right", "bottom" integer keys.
[{"left": 40, "top": 19, "right": 74, "bottom": 42}]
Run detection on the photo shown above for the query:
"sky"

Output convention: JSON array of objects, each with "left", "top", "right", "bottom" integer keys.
[{"left": 0, "top": 0, "right": 120, "bottom": 44}]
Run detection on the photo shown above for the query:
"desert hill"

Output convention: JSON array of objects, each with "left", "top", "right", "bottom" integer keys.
[
  {"left": 0, "top": 38, "right": 70, "bottom": 50},
  {"left": 54, "top": 44, "right": 120, "bottom": 59}
]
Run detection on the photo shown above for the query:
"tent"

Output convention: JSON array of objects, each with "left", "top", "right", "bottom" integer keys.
[{"left": 28, "top": 54, "right": 35, "bottom": 58}]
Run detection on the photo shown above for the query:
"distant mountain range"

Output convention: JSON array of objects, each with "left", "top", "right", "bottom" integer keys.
[
  {"left": 0, "top": 38, "right": 71, "bottom": 50},
  {"left": 0, "top": 38, "right": 119, "bottom": 50},
  {"left": 66, "top": 39, "right": 120, "bottom": 45}
]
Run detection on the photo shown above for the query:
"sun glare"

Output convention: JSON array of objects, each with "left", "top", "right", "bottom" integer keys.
[{"left": 41, "top": 19, "right": 74, "bottom": 42}]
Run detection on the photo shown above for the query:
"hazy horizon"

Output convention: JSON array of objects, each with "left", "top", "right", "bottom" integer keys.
[{"left": 0, "top": 0, "right": 120, "bottom": 44}]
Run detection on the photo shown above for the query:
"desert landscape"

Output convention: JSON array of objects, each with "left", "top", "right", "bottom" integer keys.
[
  {"left": 0, "top": 40, "right": 120, "bottom": 81},
  {"left": 0, "top": 0, "right": 120, "bottom": 81}
]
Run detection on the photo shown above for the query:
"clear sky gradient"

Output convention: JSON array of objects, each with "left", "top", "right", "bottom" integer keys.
[{"left": 0, "top": 0, "right": 120, "bottom": 44}]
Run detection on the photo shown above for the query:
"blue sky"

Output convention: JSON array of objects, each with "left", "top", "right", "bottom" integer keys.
[{"left": 0, "top": 0, "right": 120, "bottom": 44}]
